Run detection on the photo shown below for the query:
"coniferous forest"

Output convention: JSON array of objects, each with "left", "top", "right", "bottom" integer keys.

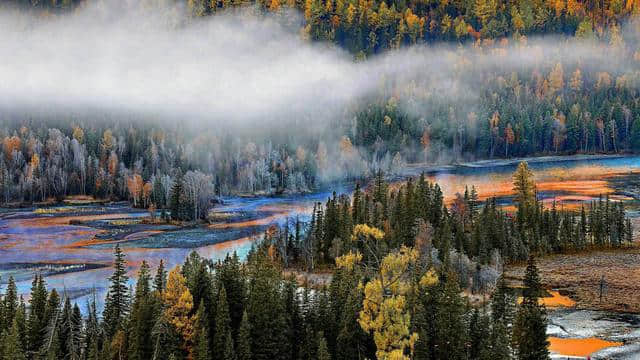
[
  {"left": 0, "top": 163, "right": 634, "bottom": 359},
  {"left": 2, "top": 0, "right": 640, "bottom": 359}
]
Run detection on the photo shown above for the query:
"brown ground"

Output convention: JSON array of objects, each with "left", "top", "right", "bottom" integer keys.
[{"left": 504, "top": 247, "right": 640, "bottom": 313}]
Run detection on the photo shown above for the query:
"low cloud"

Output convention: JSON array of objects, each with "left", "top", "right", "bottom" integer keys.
[{"left": 0, "top": 1, "right": 636, "bottom": 130}]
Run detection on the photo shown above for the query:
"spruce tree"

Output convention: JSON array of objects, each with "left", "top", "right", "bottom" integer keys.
[
  {"left": 2, "top": 318, "right": 26, "bottom": 360},
  {"left": 213, "top": 287, "right": 233, "bottom": 360},
  {"left": 513, "top": 256, "right": 549, "bottom": 360},
  {"left": 2, "top": 276, "right": 18, "bottom": 332},
  {"left": 193, "top": 302, "right": 211, "bottom": 360},
  {"left": 317, "top": 332, "right": 331, "bottom": 360},
  {"left": 236, "top": 311, "right": 252, "bottom": 360},
  {"left": 170, "top": 171, "right": 186, "bottom": 221},
  {"left": 129, "top": 261, "right": 154, "bottom": 360},
  {"left": 103, "top": 244, "right": 130, "bottom": 338},
  {"left": 154, "top": 259, "right": 167, "bottom": 292}
]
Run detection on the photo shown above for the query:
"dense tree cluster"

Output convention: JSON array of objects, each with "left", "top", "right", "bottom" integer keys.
[
  {"left": 353, "top": 46, "right": 640, "bottom": 163},
  {"left": 4, "top": 2, "right": 640, "bottom": 208},
  {"left": 0, "top": 122, "right": 327, "bottom": 214},
  {"left": 9, "top": 0, "right": 639, "bottom": 56},
  {"left": 0, "top": 238, "right": 550, "bottom": 360},
  {"left": 0, "top": 162, "right": 626, "bottom": 359},
  {"left": 279, "top": 164, "right": 632, "bottom": 275}
]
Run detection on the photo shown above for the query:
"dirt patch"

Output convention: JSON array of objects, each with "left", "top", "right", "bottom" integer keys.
[{"left": 505, "top": 247, "right": 640, "bottom": 313}]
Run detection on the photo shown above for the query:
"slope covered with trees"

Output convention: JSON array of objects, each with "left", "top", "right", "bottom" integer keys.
[{"left": 4, "top": 1, "right": 640, "bottom": 209}]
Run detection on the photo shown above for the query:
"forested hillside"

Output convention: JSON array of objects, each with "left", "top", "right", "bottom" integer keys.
[
  {"left": 8, "top": 0, "right": 640, "bottom": 54},
  {"left": 3, "top": 1, "right": 640, "bottom": 206}
]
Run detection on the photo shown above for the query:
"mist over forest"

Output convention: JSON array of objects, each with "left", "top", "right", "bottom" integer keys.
[
  {"left": 2, "top": 0, "right": 640, "bottom": 203},
  {"left": 3, "top": 1, "right": 640, "bottom": 360}
]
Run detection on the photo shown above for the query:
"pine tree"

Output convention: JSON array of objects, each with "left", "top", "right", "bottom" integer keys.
[
  {"left": 103, "top": 244, "right": 130, "bottom": 338},
  {"left": 317, "top": 332, "right": 331, "bottom": 360},
  {"left": 335, "top": 286, "right": 371, "bottom": 360},
  {"left": 217, "top": 252, "right": 246, "bottom": 337},
  {"left": 43, "top": 289, "right": 61, "bottom": 359},
  {"left": 513, "top": 255, "right": 549, "bottom": 360},
  {"left": 236, "top": 311, "right": 252, "bottom": 360},
  {"left": 84, "top": 292, "right": 102, "bottom": 360},
  {"left": 352, "top": 182, "right": 363, "bottom": 225},
  {"left": 58, "top": 296, "right": 74, "bottom": 359},
  {"left": 129, "top": 261, "right": 155, "bottom": 360},
  {"left": 2, "top": 276, "right": 18, "bottom": 332},
  {"left": 15, "top": 298, "right": 27, "bottom": 356},
  {"left": 2, "top": 318, "right": 27, "bottom": 360},
  {"left": 170, "top": 171, "right": 186, "bottom": 221},
  {"left": 193, "top": 302, "right": 211, "bottom": 360},
  {"left": 469, "top": 308, "right": 492, "bottom": 360},
  {"left": 246, "top": 251, "right": 289, "bottom": 360},
  {"left": 513, "top": 161, "right": 536, "bottom": 214},
  {"left": 154, "top": 259, "right": 167, "bottom": 292},
  {"left": 283, "top": 278, "right": 303, "bottom": 360},
  {"left": 213, "top": 286, "right": 233, "bottom": 360},
  {"left": 71, "top": 304, "right": 82, "bottom": 360},
  {"left": 435, "top": 272, "right": 468, "bottom": 360}
]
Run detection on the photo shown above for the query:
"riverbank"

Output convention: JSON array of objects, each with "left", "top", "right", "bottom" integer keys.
[
  {"left": 402, "top": 154, "right": 630, "bottom": 176},
  {"left": 505, "top": 246, "right": 640, "bottom": 314}
]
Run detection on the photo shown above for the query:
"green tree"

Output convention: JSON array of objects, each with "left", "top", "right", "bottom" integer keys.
[
  {"left": 513, "top": 161, "right": 536, "bottom": 209},
  {"left": 2, "top": 318, "right": 27, "bottom": 360},
  {"left": 317, "top": 332, "right": 331, "bottom": 360},
  {"left": 103, "top": 244, "right": 130, "bottom": 338},
  {"left": 129, "top": 261, "right": 155, "bottom": 360},
  {"left": 213, "top": 287, "right": 234, "bottom": 360},
  {"left": 236, "top": 311, "right": 252, "bottom": 360},
  {"left": 513, "top": 256, "right": 549, "bottom": 360},
  {"left": 193, "top": 302, "right": 211, "bottom": 360},
  {"left": 2, "top": 276, "right": 18, "bottom": 332}
]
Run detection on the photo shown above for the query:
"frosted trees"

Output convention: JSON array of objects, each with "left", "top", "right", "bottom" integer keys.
[
  {"left": 71, "top": 139, "right": 87, "bottom": 194},
  {"left": 184, "top": 170, "right": 214, "bottom": 220}
]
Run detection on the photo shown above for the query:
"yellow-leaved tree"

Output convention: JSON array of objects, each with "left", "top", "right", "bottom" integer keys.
[
  {"left": 163, "top": 266, "right": 195, "bottom": 358},
  {"left": 358, "top": 246, "right": 419, "bottom": 360},
  {"left": 512, "top": 161, "right": 536, "bottom": 209}
]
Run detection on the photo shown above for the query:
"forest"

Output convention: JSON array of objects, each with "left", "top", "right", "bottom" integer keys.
[
  {"left": 1, "top": 0, "right": 640, "bottom": 359},
  {"left": 3, "top": 0, "right": 640, "bottom": 207},
  {"left": 0, "top": 162, "right": 632, "bottom": 360},
  {"left": 0, "top": 162, "right": 633, "bottom": 359}
]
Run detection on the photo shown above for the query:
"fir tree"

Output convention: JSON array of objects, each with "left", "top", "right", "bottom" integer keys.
[
  {"left": 129, "top": 261, "right": 155, "bottom": 360},
  {"left": 154, "top": 259, "right": 167, "bottom": 292},
  {"left": 103, "top": 244, "right": 130, "bottom": 338},
  {"left": 236, "top": 311, "right": 252, "bottom": 360},
  {"left": 317, "top": 332, "right": 331, "bottom": 360},
  {"left": 2, "top": 276, "right": 18, "bottom": 332},
  {"left": 2, "top": 318, "right": 27, "bottom": 360},
  {"left": 193, "top": 302, "right": 211, "bottom": 360},
  {"left": 213, "top": 286, "right": 233, "bottom": 360},
  {"left": 513, "top": 256, "right": 549, "bottom": 360}
]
